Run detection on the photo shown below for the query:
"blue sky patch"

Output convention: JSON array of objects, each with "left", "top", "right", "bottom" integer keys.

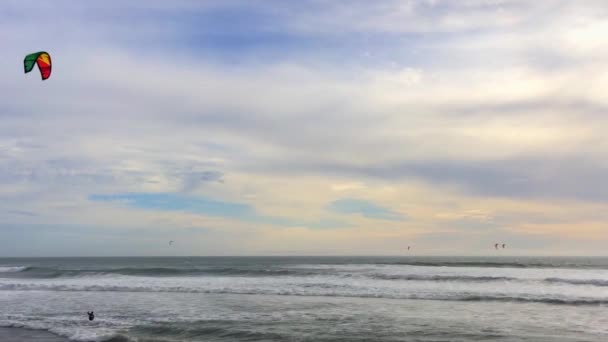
[
  {"left": 89, "top": 193, "right": 254, "bottom": 218},
  {"left": 90, "top": 193, "right": 353, "bottom": 228}
]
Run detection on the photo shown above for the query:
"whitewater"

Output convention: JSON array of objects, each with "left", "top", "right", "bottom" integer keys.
[{"left": 1, "top": 256, "right": 607, "bottom": 341}]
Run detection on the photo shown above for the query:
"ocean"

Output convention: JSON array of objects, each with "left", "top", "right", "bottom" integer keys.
[{"left": 0, "top": 256, "right": 607, "bottom": 341}]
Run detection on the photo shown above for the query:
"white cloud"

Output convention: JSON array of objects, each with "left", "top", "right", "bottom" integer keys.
[{"left": 2, "top": 0, "right": 608, "bottom": 255}]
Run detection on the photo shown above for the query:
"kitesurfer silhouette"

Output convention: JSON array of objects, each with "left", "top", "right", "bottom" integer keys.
[{"left": 87, "top": 311, "right": 95, "bottom": 321}]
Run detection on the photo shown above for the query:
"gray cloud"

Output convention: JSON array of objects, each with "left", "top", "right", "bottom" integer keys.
[
  {"left": 5, "top": 210, "right": 38, "bottom": 217},
  {"left": 249, "top": 155, "right": 608, "bottom": 202},
  {"left": 2, "top": 0, "right": 608, "bottom": 255},
  {"left": 0, "top": 223, "right": 219, "bottom": 257}
]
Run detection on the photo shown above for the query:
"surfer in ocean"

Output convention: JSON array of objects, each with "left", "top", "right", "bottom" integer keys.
[{"left": 87, "top": 311, "right": 95, "bottom": 321}]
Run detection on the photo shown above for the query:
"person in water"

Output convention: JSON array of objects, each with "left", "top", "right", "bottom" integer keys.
[{"left": 87, "top": 311, "right": 95, "bottom": 321}]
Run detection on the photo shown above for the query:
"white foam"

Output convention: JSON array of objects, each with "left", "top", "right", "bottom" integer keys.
[
  {"left": 0, "top": 266, "right": 27, "bottom": 273},
  {"left": 1, "top": 269, "right": 608, "bottom": 305},
  {"left": 0, "top": 319, "right": 125, "bottom": 342},
  {"left": 2, "top": 261, "right": 608, "bottom": 341}
]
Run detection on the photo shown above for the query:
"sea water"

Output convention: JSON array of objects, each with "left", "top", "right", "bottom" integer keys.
[{"left": 0, "top": 256, "right": 607, "bottom": 341}]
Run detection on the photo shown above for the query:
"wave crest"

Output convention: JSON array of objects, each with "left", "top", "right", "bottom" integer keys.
[
  {"left": 0, "top": 266, "right": 27, "bottom": 273},
  {"left": 544, "top": 277, "right": 608, "bottom": 287},
  {"left": 371, "top": 274, "right": 516, "bottom": 282},
  {"left": 10, "top": 266, "right": 320, "bottom": 279},
  {"left": 1, "top": 282, "right": 604, "bottom": 306}
]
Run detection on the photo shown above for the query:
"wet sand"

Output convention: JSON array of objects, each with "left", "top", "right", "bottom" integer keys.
[{"left": 0, "top": 327, "right": 69, "bottom": 342}]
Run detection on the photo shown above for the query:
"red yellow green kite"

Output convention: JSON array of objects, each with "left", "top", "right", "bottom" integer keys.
[{"left": 24, "top": 51, "right": 52, "bottom": 80}]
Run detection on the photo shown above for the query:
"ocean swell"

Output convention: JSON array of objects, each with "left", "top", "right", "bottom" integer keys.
[
  {"left": 4, "top": 266, "right": 322, "bottom": 279},
  {"left": 544, "top": 277, "right": 608, "bottom": 287},
  {"left": 1, "top": 282, "right": 605, "bottom": 306},
  {"left": 370, "top": 274, "right": 517, "bottom": 282}
]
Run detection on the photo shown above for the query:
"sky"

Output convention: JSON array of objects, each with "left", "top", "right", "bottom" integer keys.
[{"left": 1, "top": 0, "right": 608, "bottom": 256}]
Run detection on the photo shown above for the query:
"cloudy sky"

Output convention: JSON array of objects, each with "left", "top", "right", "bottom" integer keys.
[{"left": 2, "top": 0, "right": 608, "bottom": 256}]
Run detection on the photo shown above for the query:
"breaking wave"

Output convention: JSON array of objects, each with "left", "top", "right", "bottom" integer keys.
[
  {"left": 0, "top": 266, "right": 27, "bottom": 273},
  {"left": 370, "top": 274, "right": 517, "bottom": 282},
  {"left": 1, "top": 282, "right": 605, "bottom": 306},
  {"left": 4, "top": 266, "right": 322, "bottom": 279}
]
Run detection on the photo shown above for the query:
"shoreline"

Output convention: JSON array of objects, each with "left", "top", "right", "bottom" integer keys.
[{"left": 0, "top": 327, "right": 70, "bottom": 342}]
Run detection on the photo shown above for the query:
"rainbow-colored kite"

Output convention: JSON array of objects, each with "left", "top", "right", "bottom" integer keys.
[{"left": 24, "top": 51, "right": 52, "bottom": 80}]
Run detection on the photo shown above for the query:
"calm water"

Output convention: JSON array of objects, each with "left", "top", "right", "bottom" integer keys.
[{"left": 1, "top": 256, "right": 607, "bottom": 341}]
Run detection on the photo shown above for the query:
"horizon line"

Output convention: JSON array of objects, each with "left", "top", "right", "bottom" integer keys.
[{"left": 1, "top": 255, "right": 607, "bottom": 258}]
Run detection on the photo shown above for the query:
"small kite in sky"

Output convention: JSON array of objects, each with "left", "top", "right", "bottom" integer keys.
[{"left": 24, "top": 51, "right": 52, "bottom": 80}]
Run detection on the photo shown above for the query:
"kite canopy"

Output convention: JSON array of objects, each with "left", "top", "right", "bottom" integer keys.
[{"left": 24, "top": 51, "right": 52, "bottom": 80}]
